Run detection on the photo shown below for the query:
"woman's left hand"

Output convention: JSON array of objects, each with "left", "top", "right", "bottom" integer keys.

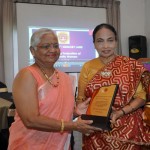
[
  {"left": 75, "top": 98, "right": 90, "bottom": 115},
  {"left": 110, "top": 107, "right": 123, "bottom": 124}
]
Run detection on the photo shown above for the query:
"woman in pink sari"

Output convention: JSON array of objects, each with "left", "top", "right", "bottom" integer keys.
[
  {"left": 8, "top": 28, "right": 99, "bottom": 150},
  {"left": 77, "top": 23, "right": 150, "bottom": 149}
]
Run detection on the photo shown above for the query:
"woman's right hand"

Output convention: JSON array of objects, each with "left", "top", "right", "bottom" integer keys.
[{"left": 73, "top": 116, "right": 101, "bottom": 134}]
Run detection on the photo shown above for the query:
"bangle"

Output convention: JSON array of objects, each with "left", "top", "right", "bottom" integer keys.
[
  {"left": 146, "top": 102, "right": 150, "bottom": 106},
  {"left": 121, "top": 108, "right": 126, "bottom": 115},
  {"left": 60, "top": 119, "right": 64, "bottom": 133},
  {"left": 145, "top": 105, "right": 150, "bottom": 108},
  {"left": 145, "top": 103, "right": 150, "bottom": 108}
]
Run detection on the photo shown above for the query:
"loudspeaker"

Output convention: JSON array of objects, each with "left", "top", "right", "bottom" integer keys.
[{"left": 129, "top": 35, "right": 147, "bottom": 59}]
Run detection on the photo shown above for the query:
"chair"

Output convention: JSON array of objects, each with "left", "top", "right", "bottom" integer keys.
[
  {"left": 0, "top": 81, "right": 7, "bottom": 93},
  {"left": 0, "top": 82, "right": 8, "bottom": 150},
  {"left": 0, "top": 82, "right": 12, "bottom": 101}
]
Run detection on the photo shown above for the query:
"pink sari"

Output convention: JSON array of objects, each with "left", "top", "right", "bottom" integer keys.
[{"left": 8, "top": 66, "right": 74, "bottom": 150}]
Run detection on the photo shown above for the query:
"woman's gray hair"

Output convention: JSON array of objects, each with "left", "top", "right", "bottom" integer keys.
[{"left": 30, "top": 28, "right": 56, "bottom": 50}]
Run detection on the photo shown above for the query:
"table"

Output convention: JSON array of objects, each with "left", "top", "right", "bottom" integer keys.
[{"left": 0, "top": 98, "right": 12, "bottom": 131}]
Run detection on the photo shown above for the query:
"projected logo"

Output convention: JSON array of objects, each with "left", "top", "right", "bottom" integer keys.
[{"left": 56, "top": 31, "right": 70, "bottom": 44}]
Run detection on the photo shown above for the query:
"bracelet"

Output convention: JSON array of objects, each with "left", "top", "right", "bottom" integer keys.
[
  {"left": 145, "top": 103, "right": 150, "bottom": 108},
  {"left": 60, "top": 119, "right": 64, "bottom": 133},
  {"left": 121, "top": 108, "right": 126, "bottom": 115},
  {"left": 145, "top": 105, "right": 150, "bottom": 108},
  {"left": 146, "top": 102, "right": 150, "bottom": 105}
]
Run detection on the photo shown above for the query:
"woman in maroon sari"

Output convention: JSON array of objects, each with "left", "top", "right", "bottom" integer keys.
[{"left": 77, "top": 23, "right": 150, "bottom": 149}]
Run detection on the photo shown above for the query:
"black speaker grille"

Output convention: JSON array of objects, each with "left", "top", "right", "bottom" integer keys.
[{"left": 129, "top": 35, "right": 147, "bottom": 59}]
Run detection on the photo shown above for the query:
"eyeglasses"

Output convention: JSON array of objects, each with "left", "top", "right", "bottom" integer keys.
[{"left": 37, "top": 43, "right": 59, "bottom": 50}]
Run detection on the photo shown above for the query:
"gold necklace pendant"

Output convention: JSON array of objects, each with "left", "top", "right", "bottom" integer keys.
[
  {"left": 46, "top": 70, "right": 59, "bottom": 87},
  {"left": 36, "top": 63, "right": 59, "bottom": 87},
  {"left": 100, "top": 69, "right": 112, "bottom": 78}
]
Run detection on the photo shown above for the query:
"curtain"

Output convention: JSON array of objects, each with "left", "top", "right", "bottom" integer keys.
[
  {"left": 0, "top": 0, "right": 14, "bottom": 88},
  {"left": 12, "top": 0, "right": 63, "bottom": 5},
  {"left": 0, "top": 0, "right": 5, "bottom": 82},
  {"left": 66, "top": 0, "right": 121, "bottom": 54},
  {"left": 0, "top": 0, "right": 63, "bottom": 87}
]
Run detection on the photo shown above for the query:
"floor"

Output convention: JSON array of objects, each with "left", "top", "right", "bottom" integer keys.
[
  {"left": 73, "top": 131, "right": 82, "bottom": 150},
  {"left": 0, "top": 129, "right": 9, "bottom": 150}
]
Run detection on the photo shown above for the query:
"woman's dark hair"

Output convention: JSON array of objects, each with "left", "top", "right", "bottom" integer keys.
[{"left": 92, "top": 23, "right": 117, "bottom": 42}]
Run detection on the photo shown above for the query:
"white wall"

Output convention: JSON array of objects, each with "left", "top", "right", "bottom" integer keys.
[
  {"left": 4, "top": 0, "right": 150, "bottom": 91},
  {"left": 145, "top": 0, "right": 150, "bottom": 57},
  {"left": 119, "top": 0, "right": 146, "bottom": 56}
]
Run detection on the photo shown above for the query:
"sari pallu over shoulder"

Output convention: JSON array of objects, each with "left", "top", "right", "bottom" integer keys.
[{"left": 85, "top": 56, "right": 147, "bottom": 106}]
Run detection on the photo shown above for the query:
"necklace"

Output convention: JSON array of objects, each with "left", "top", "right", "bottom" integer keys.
[
  {"left": 100, "top": 69, "right": 112, "bottom": 78},
  {"left": 99, "top": 55, "right": 116, "bottom": 78},
  {"left": 36, "top": 64, "right": 59, "bottom": 87}
]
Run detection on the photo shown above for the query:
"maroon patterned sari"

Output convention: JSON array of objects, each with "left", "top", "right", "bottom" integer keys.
[{"left": 83, "top": 56, "right": 150, "bottom": 150}]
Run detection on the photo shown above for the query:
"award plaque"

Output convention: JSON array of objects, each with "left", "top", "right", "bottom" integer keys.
[{"left": 81, "top": 84, "right": 118, "bottom": 130}]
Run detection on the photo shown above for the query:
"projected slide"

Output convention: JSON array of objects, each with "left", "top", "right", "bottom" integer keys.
[{"left": 29, "top": 27, "right": 97, "bottom": 72}]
